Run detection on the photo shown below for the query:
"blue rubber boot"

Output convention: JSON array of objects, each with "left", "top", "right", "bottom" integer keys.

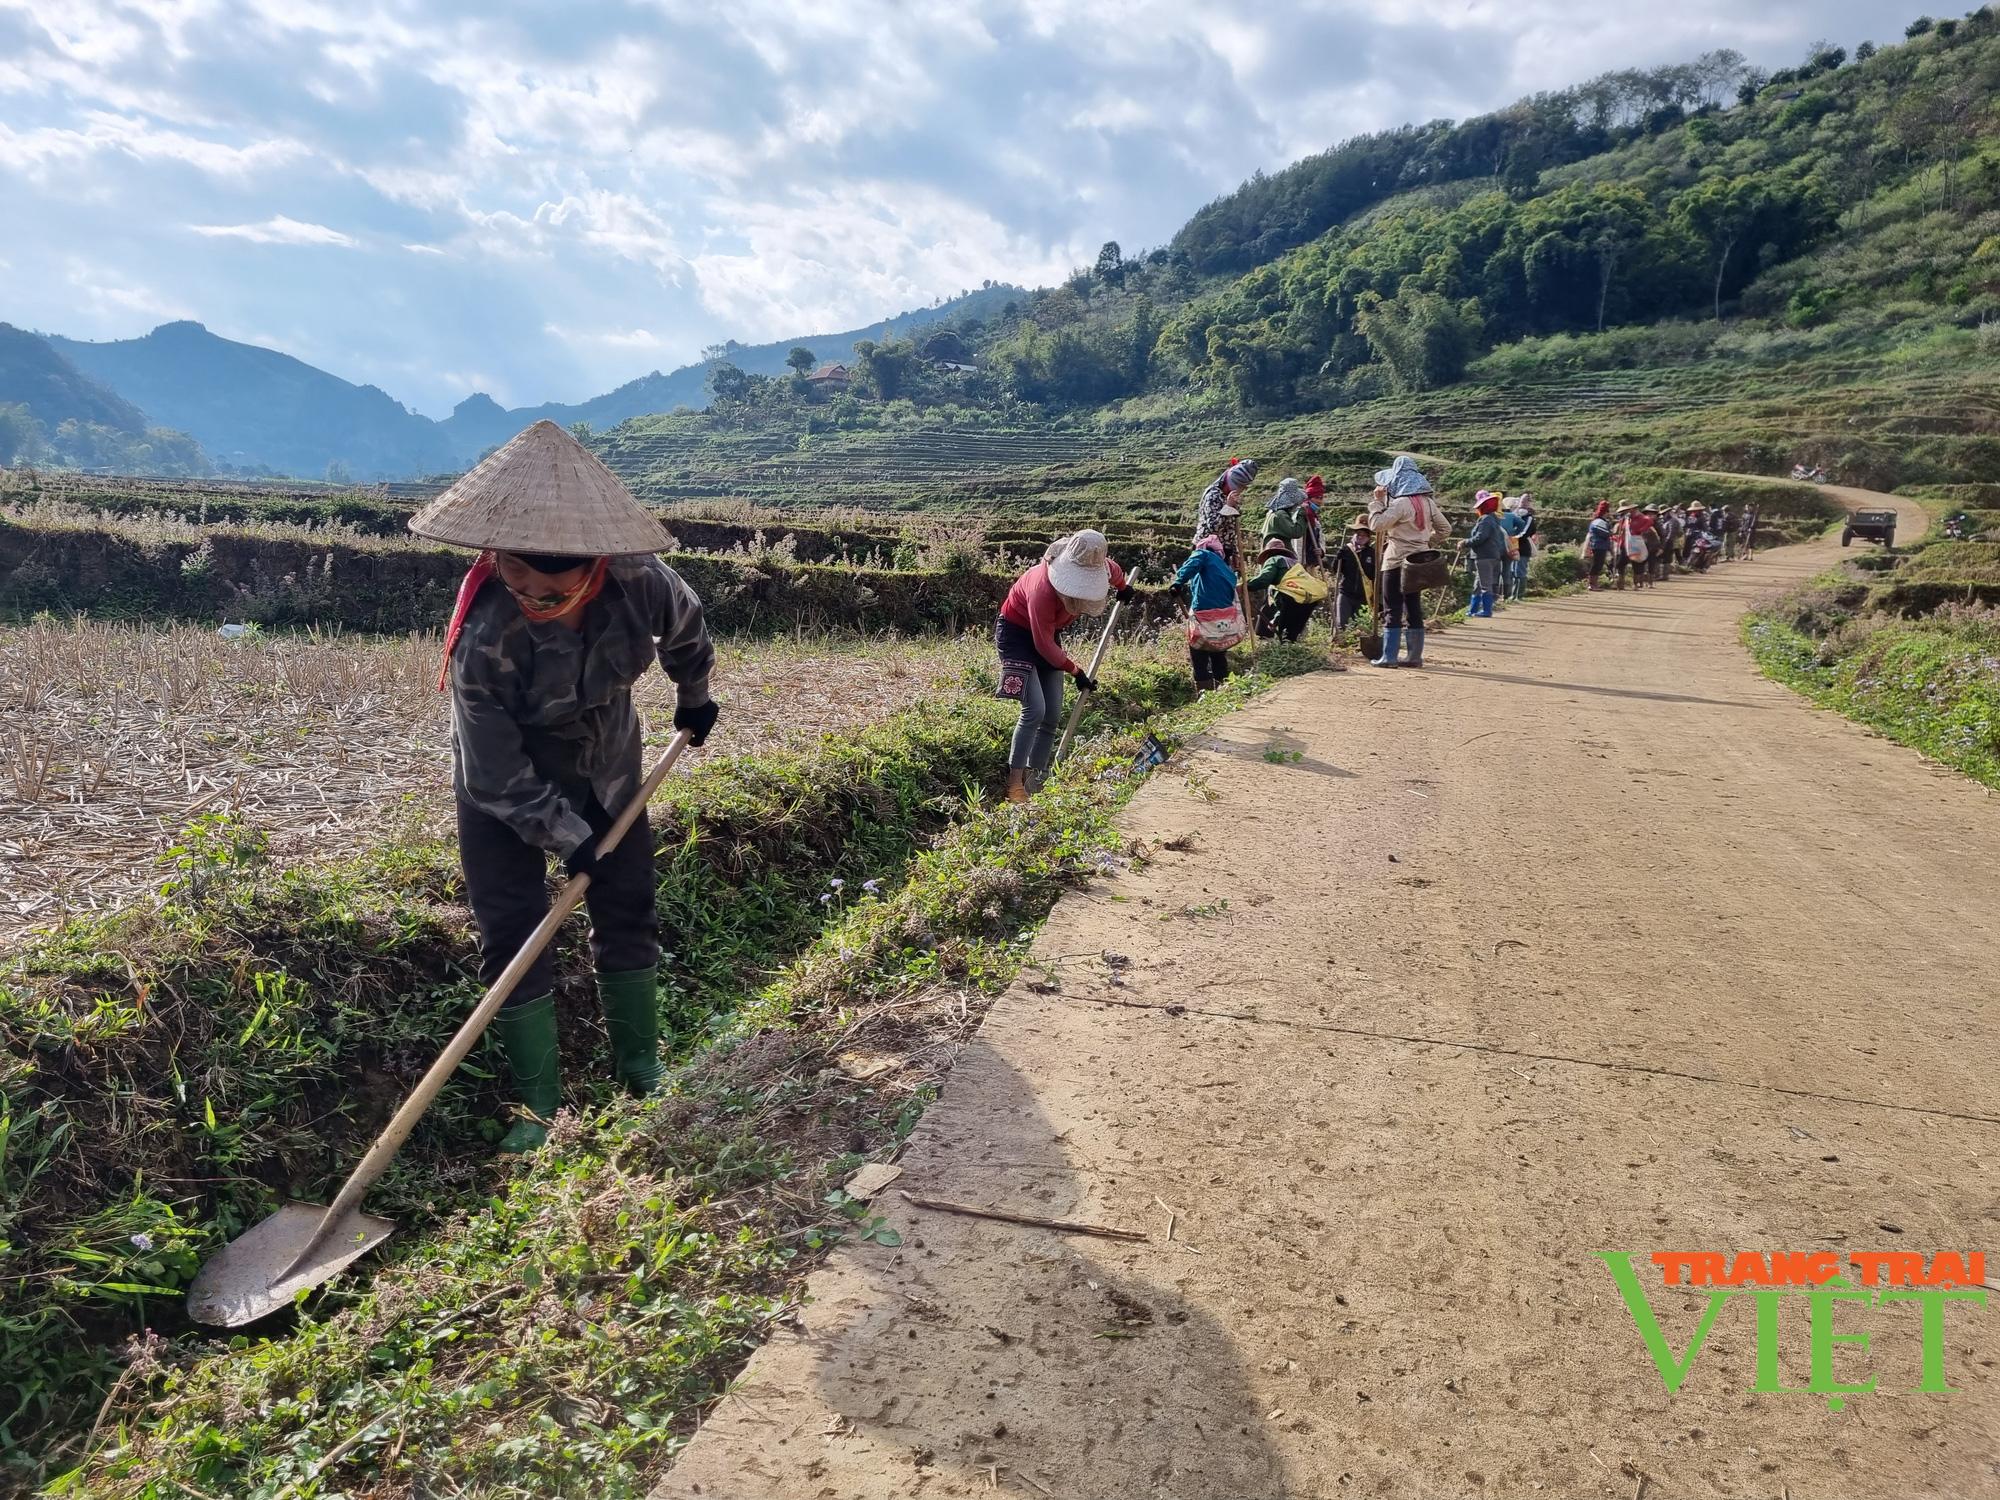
[
  {"left": 1370, "top": 627, "right": 1402, "bottom": 667},
  {"left": 1404, "top": 628, "right": 1426, "bottom": 668},
  {"left": 1477, "top": 591, "right": 1492, "bottom": 617}
]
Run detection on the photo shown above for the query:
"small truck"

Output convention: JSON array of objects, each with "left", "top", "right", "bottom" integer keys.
[{"left": 1841, "top": 509, "right": 1896, "bottom": 547}]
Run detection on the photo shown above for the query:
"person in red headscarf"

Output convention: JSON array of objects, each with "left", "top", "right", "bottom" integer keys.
[
  {"left": 1300, "top": 475, "right": 1327, "bottom": 568},
  {"left": 411, "top": 421, "right": 719, "bottom": 1154},
  {"left": 1584, "top": 500, "right": 1614, "bottom": 590}
]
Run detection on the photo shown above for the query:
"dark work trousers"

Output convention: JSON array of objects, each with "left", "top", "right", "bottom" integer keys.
[
  {"left": 1190, "top": 643, "right": 1231, "bottom": 688},
  {"left": 1260, "top": 594, "right": 1314, "bottom": 642},
  {"left": 1380, "top": 566, "right": 1425, "bottom": 630},
  {"left": 456, "top": 789, "right": 659, "bottom": 1007}
]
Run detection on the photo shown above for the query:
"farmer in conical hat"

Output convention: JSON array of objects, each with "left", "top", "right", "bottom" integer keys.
[{"left": 408, "top": 421, "right": 719, "bottom": 1153}]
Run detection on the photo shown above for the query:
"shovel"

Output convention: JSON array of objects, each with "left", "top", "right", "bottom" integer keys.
[
  {"left": 1360, "top": 543, "right": 1385, "bottom": 662},
  {"left": 1051, "top": 572, "right": 1139, "bottom": 767},
  {"left": 186, "top": 731, "right": 695, "bottom": 1327}
]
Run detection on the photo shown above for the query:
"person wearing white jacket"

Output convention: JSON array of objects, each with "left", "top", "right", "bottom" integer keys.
[{"left": 1367, "top": 456, "right": 1452, "bottom": 668}]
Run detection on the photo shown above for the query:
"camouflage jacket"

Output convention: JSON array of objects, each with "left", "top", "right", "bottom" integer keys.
[{"left": 449, "top": 556, "right": 713, "bottom": 855}]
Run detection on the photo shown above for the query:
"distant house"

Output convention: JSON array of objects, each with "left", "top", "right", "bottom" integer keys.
[
  {"left": 805, "top": 362, "right": 851, "bottom": 388},
  {"left": 937, "top": 359, "right": 979, "bottom": 374}
]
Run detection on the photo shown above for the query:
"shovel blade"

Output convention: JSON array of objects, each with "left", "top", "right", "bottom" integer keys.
[
  {"left": 1359, "top": 631, "right": 1384, "bottom": 661},
  {"left": 186, "top": 1202, "right": 396, "bottom": 1327}
]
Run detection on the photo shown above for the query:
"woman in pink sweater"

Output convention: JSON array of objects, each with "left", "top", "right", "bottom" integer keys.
[{"left": 996, "top": 529, "right": 1130, "bottom": 802}]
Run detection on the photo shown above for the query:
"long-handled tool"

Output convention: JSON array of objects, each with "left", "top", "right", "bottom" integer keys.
[
  {"left": 1360, "top": 535, "right": 1385, "bottom": 662},
  {"left": 1051, "top": 573, "right": 1140, "bottom": 767},
  {"left": 186, "top": 731, "right": 695, "bottom": 1328}
]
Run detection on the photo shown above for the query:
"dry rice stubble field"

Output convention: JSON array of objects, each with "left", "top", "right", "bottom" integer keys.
[{"left": 0, "top": 617, "right": 988, "bottom": 945}]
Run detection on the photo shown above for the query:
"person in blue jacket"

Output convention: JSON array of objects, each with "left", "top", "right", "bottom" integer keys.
[
  {"left": 1500, "top": 494, "right": 1535, "bottom": 600},
  {"left": 1174, "top": 534, "right": 1241, "bottom": 693},
  {"left": 1466, "top": 491, "right": 1507, "bottom": 618}
]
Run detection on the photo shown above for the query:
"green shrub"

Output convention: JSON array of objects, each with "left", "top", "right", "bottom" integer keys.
[{"left": 1528, "top": 546, "right": 1585, "bottom": 590}]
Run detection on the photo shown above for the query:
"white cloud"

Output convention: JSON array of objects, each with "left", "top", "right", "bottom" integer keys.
[
  {"left": 191, "top": 215, "right": 357, "bottom": 246},
  {"left": 544, "top": 323, "right": 672, "bottom": 351},
  {"left": 0, "top": 110, "right": 305, "bottom": 179},
  {"left": 458, "top": 191, "right": 683, "bottom": 276},
  {"left": 402, "top": 242, "right": 448, "bottom": 256},
  {"left": 687, "top": 181, "right": 1083, "bottom": 340},
  {"left": 63, "top": 256, "right": 195, "bottom": 326}
]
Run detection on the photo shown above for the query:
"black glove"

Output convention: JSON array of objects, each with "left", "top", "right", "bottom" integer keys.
[
  {"left": 674, "top": 698, "right": 720, "bottom": 747},
  {"left": 1072, "top": 669, "right": 1098, "bottom": 694},
  {"left": 563, "top": 838, "right": 599, "bottom": 879},
  {"left": 1116, "top": 584, "right": 1136, "bottom": 604}
]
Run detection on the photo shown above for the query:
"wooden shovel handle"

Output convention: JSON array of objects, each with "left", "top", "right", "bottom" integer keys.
[
  {"left": 1053, "top": 573, "right": 1138, "bottom": 766},
  {"left": 280, "top": 731, "right": 695, "bottom": 1279}
]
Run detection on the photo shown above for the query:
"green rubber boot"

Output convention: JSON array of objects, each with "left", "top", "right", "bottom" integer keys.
[
  {"left": 491, "top": 994, "right": 561, "bottom": 1153},
  {"left": 599, "top": 967, "right": 664, "bottom": 1095}
]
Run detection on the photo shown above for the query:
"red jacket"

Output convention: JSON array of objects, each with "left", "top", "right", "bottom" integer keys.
[{"left": 999, "top": 558, "right": 1126, "bottom": 674}]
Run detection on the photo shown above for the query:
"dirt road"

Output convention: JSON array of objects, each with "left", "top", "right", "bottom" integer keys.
[{"left": 663, "top": 487, "right": 2000, "bottom": 1498}]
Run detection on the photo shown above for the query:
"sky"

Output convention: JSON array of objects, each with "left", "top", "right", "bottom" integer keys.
[{"left": 0, "top": 0, "right": 1923, "bottom": 416}]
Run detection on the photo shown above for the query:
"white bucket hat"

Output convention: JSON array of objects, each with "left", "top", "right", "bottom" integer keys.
[
  {"left": 408, "top": 420, "right": 671, "bottom": 556},
  {"left": 1047, "top": 529, "right": 1112, "bottom": 604}
]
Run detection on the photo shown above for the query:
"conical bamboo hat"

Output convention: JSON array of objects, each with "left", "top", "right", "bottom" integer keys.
[{"left": 407, "top": 420, "right": 671, "bottom": 555}]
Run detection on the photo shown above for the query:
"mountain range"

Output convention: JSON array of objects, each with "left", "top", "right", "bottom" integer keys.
[{"left": 8, "top": 286, "right": 1020, "bottom": 481}]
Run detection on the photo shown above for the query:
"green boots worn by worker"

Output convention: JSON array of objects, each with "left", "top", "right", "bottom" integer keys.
[
  {"left": 491, "top": 969, "right": 663, "bottom": 1154},
  {"left": 491, "top": 994, "right": 562, "bottom": 1153},
  {"left": 598, "top": 966, "right": 664, "bottom": 1094}
]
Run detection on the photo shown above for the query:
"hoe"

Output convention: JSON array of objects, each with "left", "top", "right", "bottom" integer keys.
[{"left": 186, "top": 732, "right": 694, "bottom": 1326}]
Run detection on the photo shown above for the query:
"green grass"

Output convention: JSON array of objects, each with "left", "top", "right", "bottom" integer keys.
[
  {"left": 1745, "top": 565, "right": 2000, "bottom": 791},
  {"left": 1, "top": 685, "right": 1022, "bottom": 1476},
  {"left": 37, "top": 643, "right": 1323, "bottom": 1498}
]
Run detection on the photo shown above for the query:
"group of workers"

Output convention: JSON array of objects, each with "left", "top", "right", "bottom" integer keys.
[
  {"left": 405, "top": 422, "right": 1777, "bottom": 1155},
  {"left": 1581, "top": 498, "right": 1759, "bottom": 590},
  {"left": 1167, "top": 453, "right": 1452, "bottom": 672}
]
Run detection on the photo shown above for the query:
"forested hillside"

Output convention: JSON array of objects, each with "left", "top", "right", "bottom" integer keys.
[
  {"left": 52, "top": 322, "right": 457, "bottom": 481},
  {"left": 0, "top": 324, "right": 209, "bottom": 474},
  {"left": 684, "top": 18, "right": 1993, "bottom": 437},
  {"left": 1169, "top": 49, "right": 1756, "bottom": 274},
  {"left": 1163, "top": 20, "right": 1998, "bottom": 410}
]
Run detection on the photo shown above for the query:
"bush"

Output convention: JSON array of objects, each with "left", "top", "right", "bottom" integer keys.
[{"left": 1528, "top": 546, "right": 1584, "bottom": 590}]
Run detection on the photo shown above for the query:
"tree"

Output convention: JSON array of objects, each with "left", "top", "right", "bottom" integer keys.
[
  {"left": 1906, "top": 16, "right": 1935, "bottom": 37},
  {"left": 1736, "top": 67, "right": 1770, "bottom": 105},
  {"left": 1094, "top": 240, "right": 1125, "bottom": 286},
  {"left": 1692, "top": 48, "right": 1747, "bottom": 105},
  {"left": 0, "top": 403, "right": 44, "bottom": 465},
  {"left": 1125, "top": 297, "right": 1158, "bottom": 389},
  {"left": 704, "top": 361, "right": 750, "bottom": 403},
  {"left": 786, "top": 346, "right": 816, "bottom": 376},
  {"left": 1352, "top": 289, "right": 1481, "bottom": 393},
  {"left": 569, "top": 420, "right": 594, "bottom": 442},
  {"left": 1854, "top": 41, "right": 1877, "bottom": 62},
  {"left": 1672, "top": 175, "right": 1764, "bottom": 319},
  {"left": 854, "top": 338, "right": 916, "bottom": 400}
]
